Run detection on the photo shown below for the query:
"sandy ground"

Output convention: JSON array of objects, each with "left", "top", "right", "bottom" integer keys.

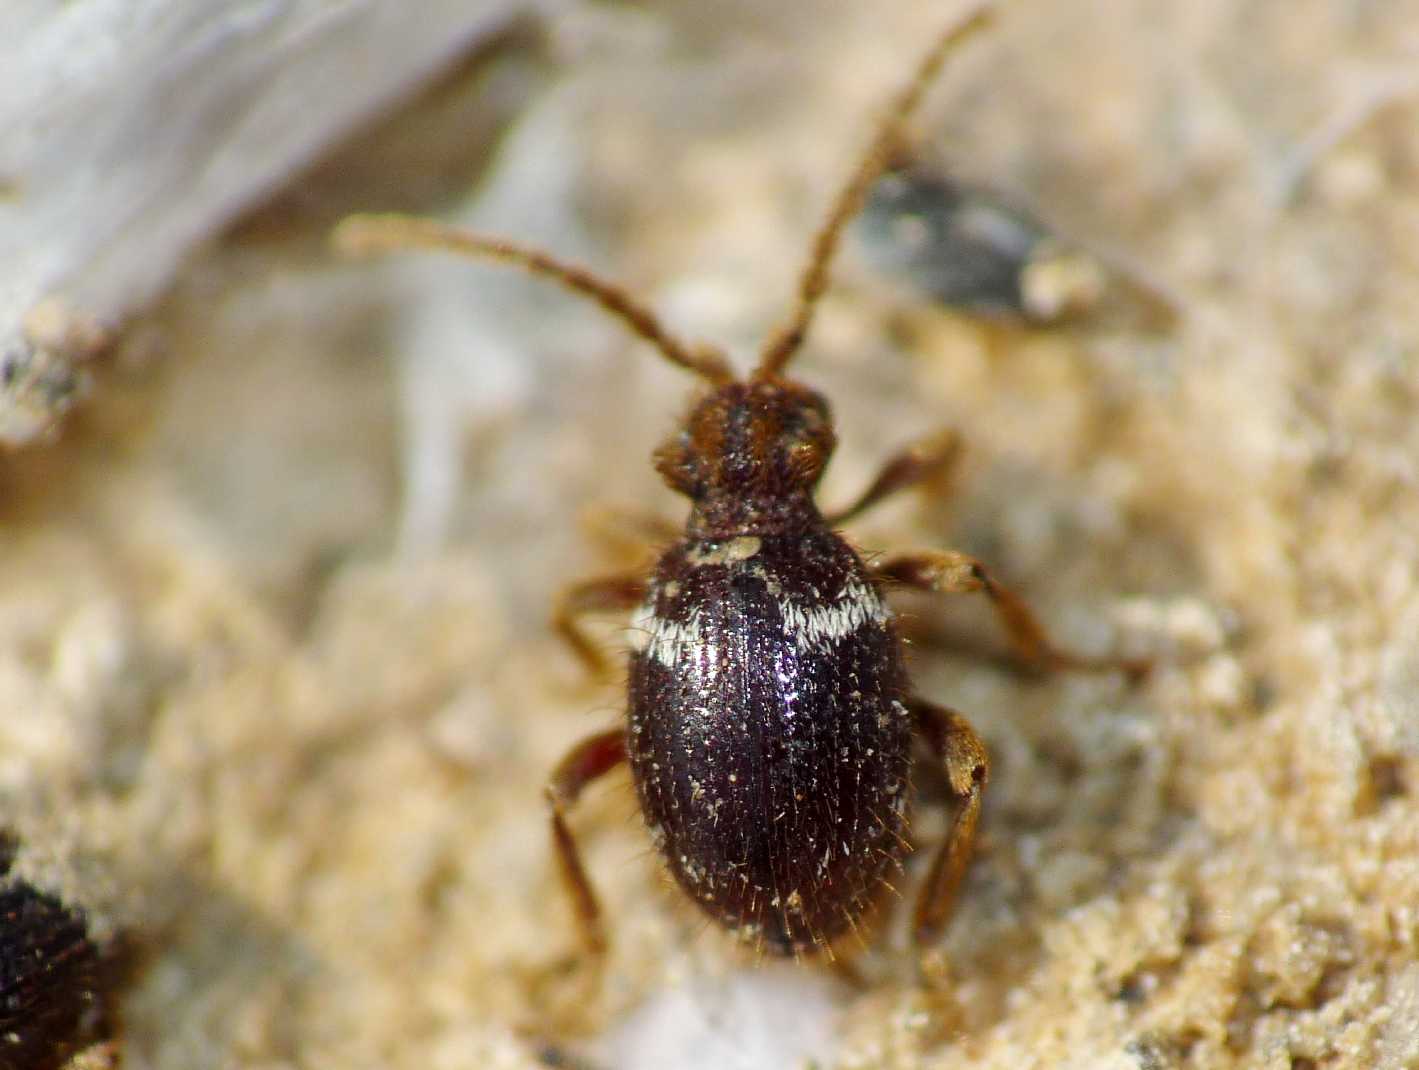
[{"left": 3, "top": 1, "right": 1419, "bottom": 1067}]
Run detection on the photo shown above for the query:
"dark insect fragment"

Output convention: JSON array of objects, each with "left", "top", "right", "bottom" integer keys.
[
  {"left": 0, "top": 844, "right": 117, "bottom": 1070},
  {"left": 855, "top": 160, "right": 1104, "bottom": 322}
]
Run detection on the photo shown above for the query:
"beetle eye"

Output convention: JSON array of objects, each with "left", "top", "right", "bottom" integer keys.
[
  {"left": 787, "top": 440, "right": 824, "bottom": 483},
  {"left": 654, "top": 436, "right": 702, "bottom": 497}
]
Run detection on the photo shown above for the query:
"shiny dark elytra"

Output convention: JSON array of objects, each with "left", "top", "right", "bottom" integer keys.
[
  {"left": 334, "top": 4, "right": 1143, "bottom": 961},
  {"left": 628, "top": 518, "right": 912, "bottom": 953}
]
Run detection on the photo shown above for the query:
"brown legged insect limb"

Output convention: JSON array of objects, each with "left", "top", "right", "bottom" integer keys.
[
  {"left": 909, "top": 697, "right": 989, "bottom": 946},
  {"left": 580, "top": 503, "right": 681, "bottom": 560},
  {"left": 825, "top": 428, "right": 962, "bottom": 526},
  {"left": 552, "top": 574, "right": 647, "bottom": 678},
  {"left": 545, "top": 728, "right": 628, "bottom": 958},
  {"left": 873, "top": 550, "right": 1150, "bottom": 678}
]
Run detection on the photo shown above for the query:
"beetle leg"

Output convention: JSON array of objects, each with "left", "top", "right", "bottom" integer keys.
[
  {"left": 825, "top": 428, "right": 962, "bottom": 526},
  {"left": 552, "top": 574, "right": 647, "bottom": 678},
  {"left": 545, "top": 728, "right": 628, "bottom": 958},
  {"left": 580, "top": 502, "right": 680, "bottom": 559},
  {"left": 872, "top": 550, "right": 1150, "bottom": 678},
  {"left": 908, "top": 697, "right": 989, "bottom": 946}
]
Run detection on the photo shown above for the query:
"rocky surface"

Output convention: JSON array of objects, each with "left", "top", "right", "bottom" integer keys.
[{"left": 2, "top": 1, "right": 1417, "bottom": 1067}]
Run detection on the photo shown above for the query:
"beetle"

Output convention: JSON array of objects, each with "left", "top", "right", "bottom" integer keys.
[{"left": 335, "top": 5, "right": 1143, "bottom": 961}]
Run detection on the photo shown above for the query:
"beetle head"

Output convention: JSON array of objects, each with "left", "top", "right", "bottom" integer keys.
[{"left": 655, "top": 378, "right": 835, "bottom": 533}]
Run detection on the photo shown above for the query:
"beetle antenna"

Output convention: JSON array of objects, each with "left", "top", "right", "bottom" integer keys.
[
  {"left": 333, "top": 214, "right": 736, "bottom": 385},
  {"left": 754, "top": 5, "right": 994, "bottom": 381}
]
